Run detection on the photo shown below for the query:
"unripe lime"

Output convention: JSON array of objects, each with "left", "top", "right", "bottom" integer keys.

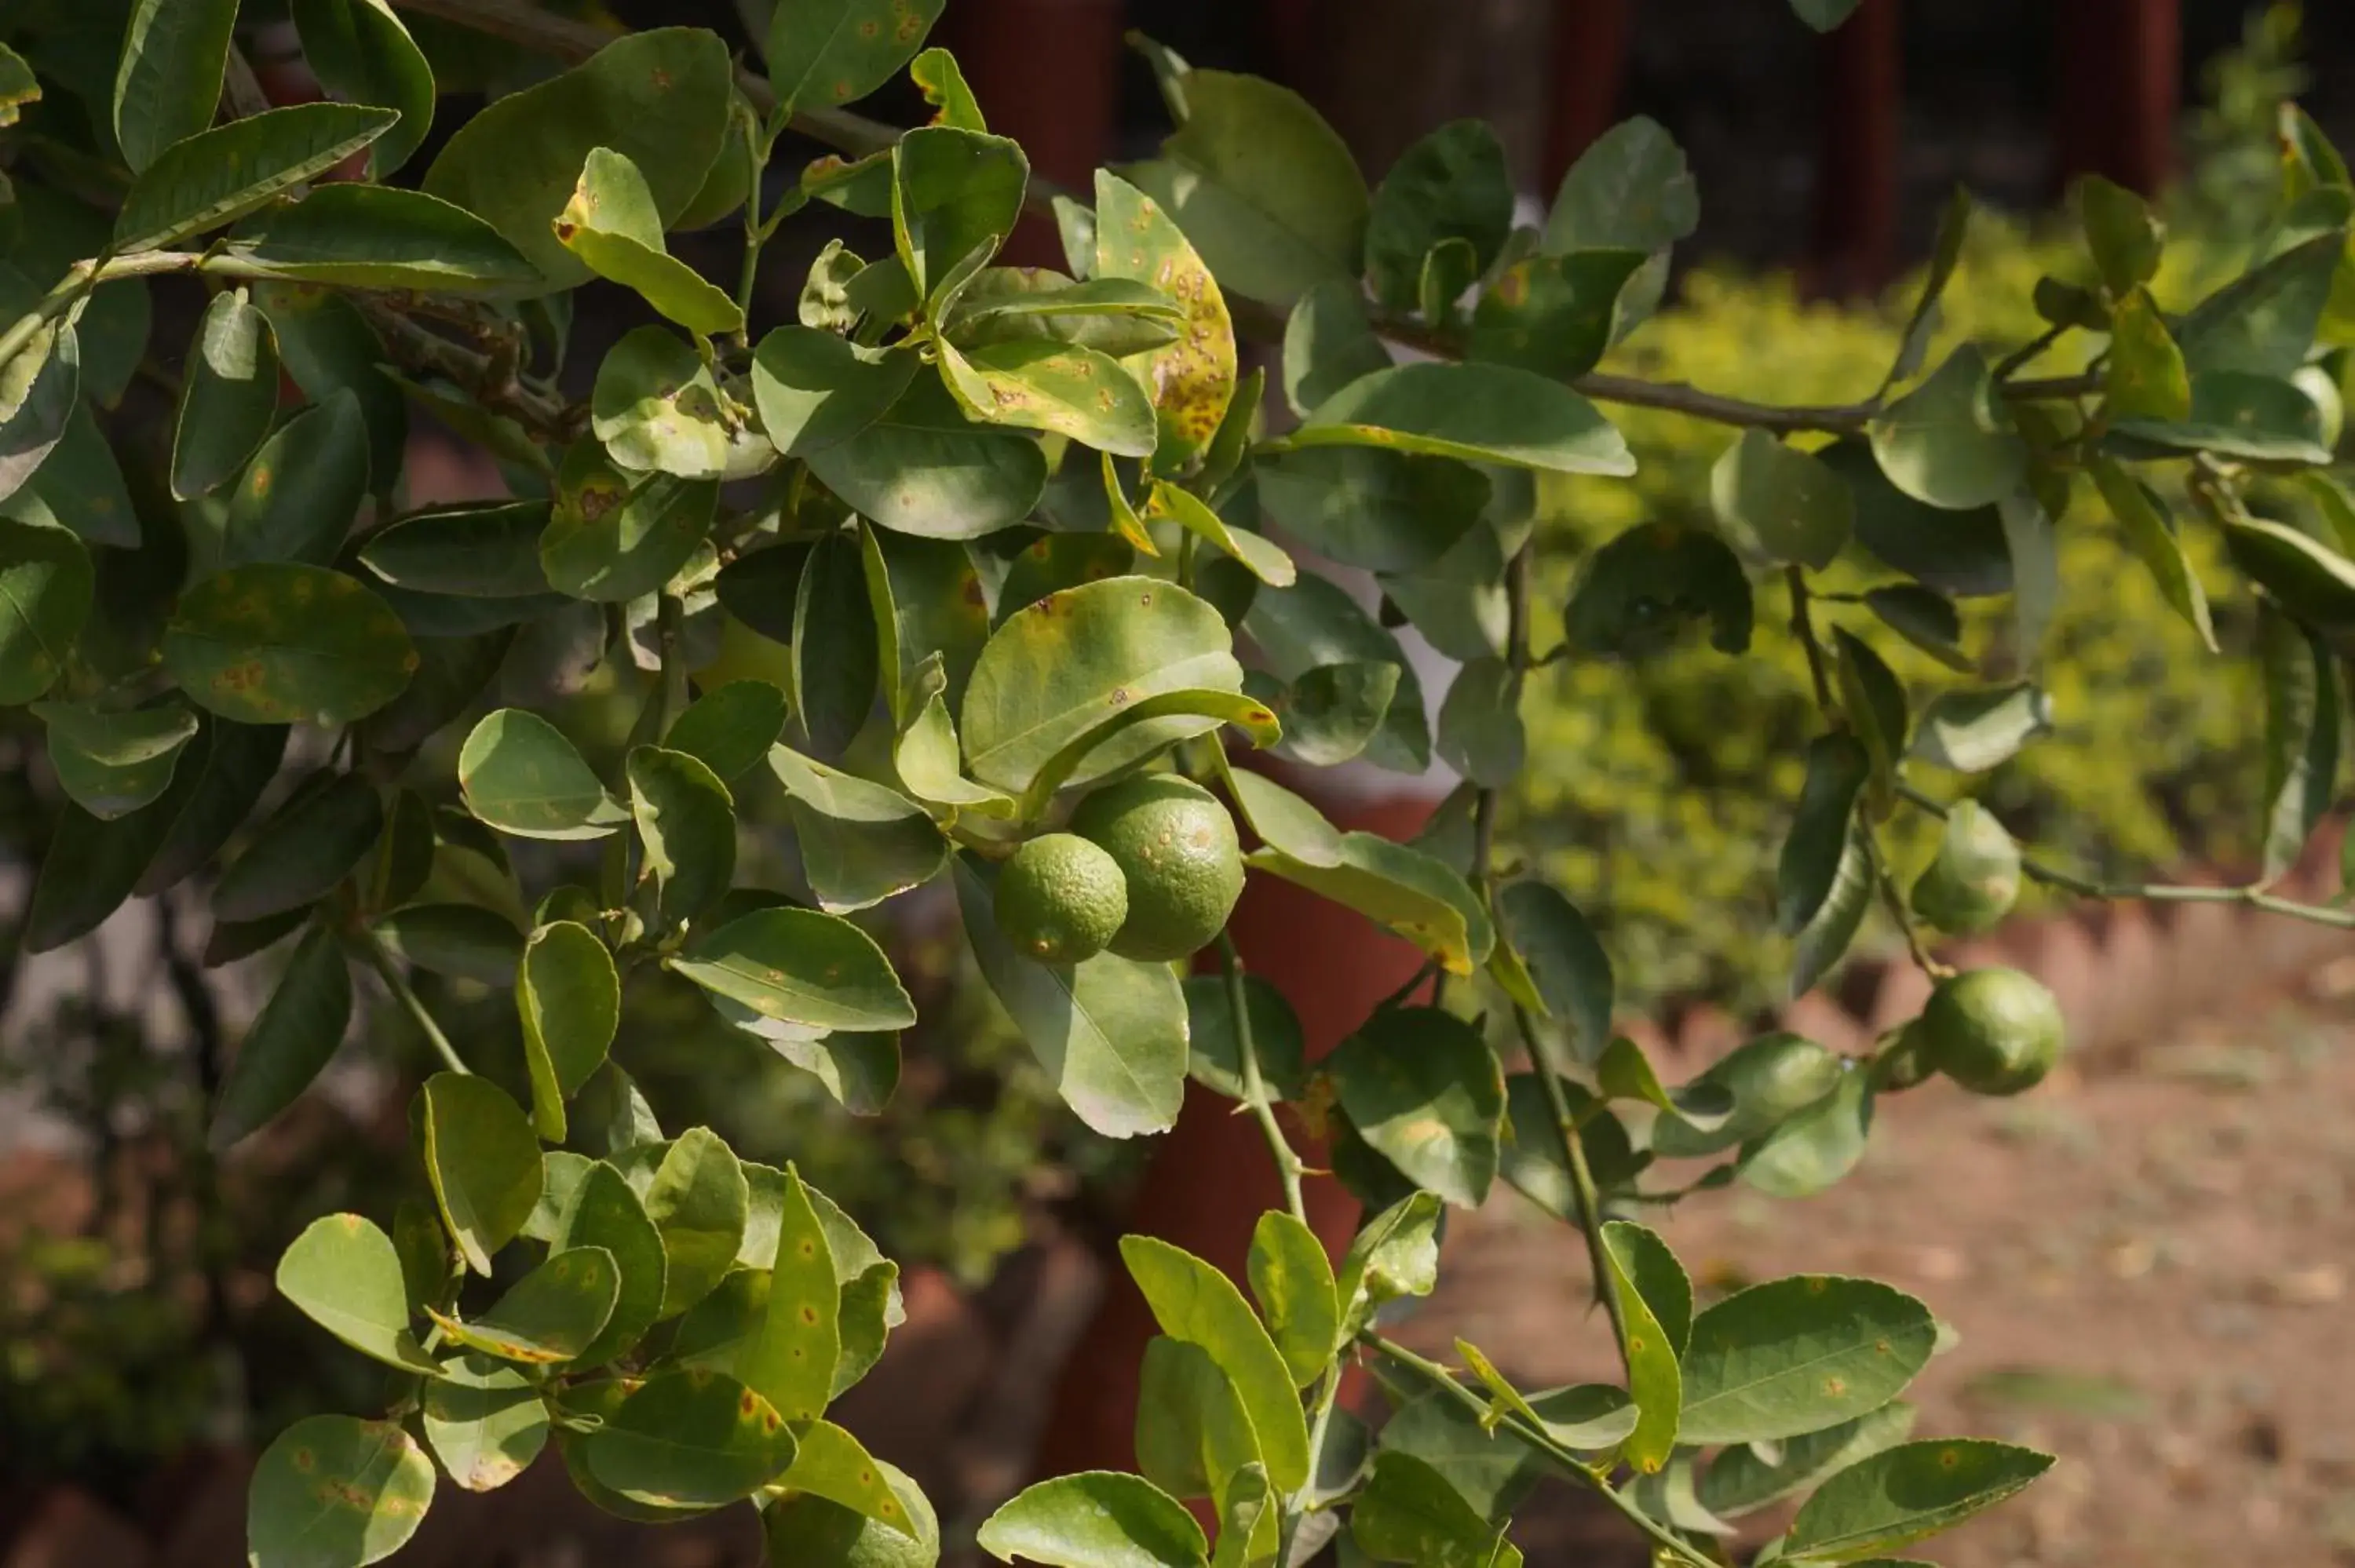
[
  {"left": 761, "top": 1457, "right": 939, "bottom": 1568},
  {"left": 1909, "top": 800, "right": 2021, "bottom": 935},
  {"left": 1070, "top": 773, "right": 1244, "bottom": 961},
  {"left": 1919, "top": 966, "right": 2065, "bottom": 1096},
  {"left": 995, "top": 833, "right": 1128, "bottom": 964}
]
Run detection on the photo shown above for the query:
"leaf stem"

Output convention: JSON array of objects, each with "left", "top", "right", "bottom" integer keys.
[
  {"left": 357, "top": 928, "right": 470, "bottom": 1076},
  {"left": 1894, "top": 782, "right": 2355, "bottom": 930},
  {"left": 1360, "top": 1333, "right": 1720, "bottom": 1568},
  {"left": 1217, "top": 930, "right": 1306, "bottom": 1225}
]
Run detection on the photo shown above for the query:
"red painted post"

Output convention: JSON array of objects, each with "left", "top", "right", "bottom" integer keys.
[
  {"left": 2054, "top": 0, "right": 2180, "bottom": 196},
  {"left": 1812, "top": 0, "right": 1901, "bottom": 297},
  {"left": 1029, "top": 787, "right": 1438, "bottom": 1479},
  {"left": 939, "top": 0, "right": 1126, "bottom": 265},
  {"left": 1543, "top": 0, "right": 1630, "bottom": 191}
]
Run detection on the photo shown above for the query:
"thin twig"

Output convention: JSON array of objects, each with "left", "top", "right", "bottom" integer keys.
[
  {"left": 1217, "top": 932, "right": 1306, "bottom": 1223},
  {"left": 358, "top": 928, "right": 471, "bottom": 1076}
]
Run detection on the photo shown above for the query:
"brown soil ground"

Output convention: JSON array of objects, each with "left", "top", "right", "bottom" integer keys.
[{"left": 1401, "top": 990, "right": 2355, "bottom": 1566}]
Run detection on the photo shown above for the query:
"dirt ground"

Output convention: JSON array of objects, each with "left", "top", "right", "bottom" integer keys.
[{"left": 1405, "top": 988, "right": 2355, "bottom": 1566}]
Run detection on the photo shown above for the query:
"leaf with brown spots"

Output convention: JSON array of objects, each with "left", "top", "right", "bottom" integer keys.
[
  {"left": 422, "top": 1356, "right": 549, "bottom": 1494},
  {"left": 1094, "top": 171, "right": 1237, "bottom": 469},
  {"left": 776, "top": 1419, "right": 918, "bottom": 1538},
  {"left": 735, "top": 1165, "right": 839, "bottom": 1421},
  {"left": 766, "top": 0, "right": 947, "bottom": 120},
  {"left": 1677, "top": 1274, "right": 1937, "bottom": 1446},
  {"left": 163, "top": 563, "right": 417, "bottom": 727},
  {"left": 582, "top": 1368, "right": 801, "bottom": 1509},
  {"left": 246, "top": 1413, "right": 436, "bottom": 1567},
  {"left": 425, "top": 1245, "right": 619, "bottom": 1365}
]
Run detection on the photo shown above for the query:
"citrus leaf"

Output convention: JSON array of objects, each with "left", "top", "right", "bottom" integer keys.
[
  {"left": 775, "top": 1419, "right": 918, "bottom": 1538},
  {"left": 737, "top": 1164, "right": 839, "bottom": 1421},
  {"left": 276, "top": 1213, "right": 444, "bottom": 1377},
  {"left": 1542, "top": 115, "right": 1698, "bottom": 255},
  {"left": 582, "top": 1368, "right": 798, "bottom": 1508},
  {"left": 416, "top": 1073, "right": 542, "bottom": 1274},
  {"left": 557, "top": 148, "right": 745, "bottom": 335},
  {"left": 518, "top": 921, "right": 620, "bottom": 1141},
  {"left": 1784, "top": 1439, "right": 2054, "bottom": 1563},
  {"left": 1867, "top": 348, "right": 2026, "bottom": 512},
  {"left": 1365, "top": 119, "right": 1513, "bottom": 312},
  {"left": 750, "top": 328, "right": 918, "bottom": 457},
  {"left": 1247, "top": 1210, "right": 1339, "bottom": 1390},
  {"left": 1094, "top": 170, "right": 1238, "bottom": 463},
  {"left": 213, "top": 771, "right": 382, "bottom": 921},
  {"left": 1697, "top": 1401, "right": 1917, "bottom": 1519},
  {"left": 1351, "top": 1450, "right": 1506, "bottom": 1568},
  {"left": 766, "top": 0, "right": 947, "bottom": 118},
  {"left": 163, "top": 563, "right": 418, "bottom": 727},
  {"left": 669, "top": 907, "right": 918, "bottom": 1032},
  {"left": 627, "top": 746, "right": 737, "bottom": 926},
  {"left": 290, "top": 0, "right": 436, "bottom": 177},
  {"left": 113, "top": 104, "right": 398, "bottom": 253},
  {"left": 766, "top": 744, "right": 948, "bottom": 913},
  {"left": 892, "top": 126, "right": 1028, "bottom": 312},
  {"left": 1245, "top": 830, "right": 1488, "bottom": 975},
  {"left": 978, "top": 1471, "right": 1207, "bottom": 1568},
  {"left": 458, "top": 709, "right": 629, "bottom": 841},
  {"left": 804, "top": 372, "right": 1046, "bottom": 539},
  {"left": 232, "top": 186, "right": 536, "bottom": 294},
  {"left": 2258, "top": 603, "right": 2339, "bottom": 881},
  {"left": 548, "top": 1159, "right": 666, "bottom": 1369},
  {"left": 428, "top": 1246, "right": 619, "bottom": 1365},
  {"left": 1282, "top": 362, "right": 1633, "bottom": 476},
  {"left": 1327, "top": 1006, "right": 1504, "bottom": 1209},
  {"left": 171, "top": 289, "right": 279, "bottom": 501},
  {"left": 644, "top": 1128, "right": 750, "bottom": 1319},
  {"left": 246, "top": 1415, "right": 434, "bottom": 1568},
  {"left": 209, "top": 923, "right": 351, "bottom": 1149},
  {"left": 35, "top": 699, "right": 198, "bottom": 820},
  {"left": 112, "top": 0, "right": 238, "bottom": 173},
  {"left": 1712, "top": 429, "right": 1853, "bottom": 568},
  {"left": 1678, "top": 1274, "right": 1937, "bottom": 1446},
  {"left": 422, "top": 1356, "right": 547, "bottom": 1494}
]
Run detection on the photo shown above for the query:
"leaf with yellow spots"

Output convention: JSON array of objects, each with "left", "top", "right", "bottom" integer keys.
[
  {"left": 1676, "top": 1274, "right": 1937, "bottom": 1446},
  {"left": 1784, "top": 1438, "right": 2054, "bottom": 1563},
  {"left": 1594, "top": 1222, "right": 1681, "bottom": 1473},
  {"left": 666, "top": 906, "right": 917, "bottom": 1032},
  {"left": 776, "top": 1418, "right": 918, "bottom": 1538},
  {"left": 1094, "top": 171, "right": 1236, "bottom": 470},
  {"left": 426, "top": 1245, "right": 619, "bottom": 1366},
  {"left": 1145, "top": 480, "right": 1294, "bottom": 585},
  {"left": 275, "top": 1212, "right": 447, "bottom": 1378},
  {"left": 582, "top": 1368, "right": 801, "bottom": 1509},
  {"left": 422, "top": 1356, "right": 548, "bottom": 1494},
  {"left": 937, "top": 337, "right": 1158, "bottom": 458},
  {"left": 247, "top": 1414, "right": 435, "bottom": 1567},
  {"left": 736, "top": 1165, "right": 839, "bottom": 1421},
  {"left": 766, "top": 0, "right": 947, "bottom": 120},
  {"left": 1243, "top": 830, "right": 1489, "bottom": 975},
  {"left": 162, "top": 563, "right": 418, "bottom": 727},
  {"left": 1323, "top": 1007, "right": 1502, "bottom": 1209}
]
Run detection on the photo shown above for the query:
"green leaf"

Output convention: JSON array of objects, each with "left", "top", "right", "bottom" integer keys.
[
  {"left": 1867, "top": 348, "right": 2026, "bottom": 512},
  {"left": 0, "top": 517, "right": 89, "bottom": 705},
  {"left": 751, "top": 329, "right": 918, "bottom": 457},
  {"left": 1366, "top": 119, "right": 1513, "bottom": 312},
  {"left": 276, "top": 1213, "right": 443, "bottom": 1377},
  {"left": 1789, "top": 819, "right": 1874, "bottom": 999},
  {"left": 1677, "top": 1274, "right": 1936, "bottom": 1446},
  {"left": 760, "top": 1457, "right": 939, "bottom": 1567},
  {"left": 428, "top": 1246, "right": 619, "bottom": 1365},
  {"left": 944, "top": 272, "right": 1185, "bottom": 357},
  {"left": 1777, "top": 734, "right": 1869, "bottom": 935},
  {"left": 1863, "top": 583, "right": 1973, "bottom": 672},
  {"left": 892, "top": 126, "right": 1028, "bottom": 312},
  {"left": 767, "top": 745, "right": 948, "bottom": 913},
  {"left": 210, "top": 924, "right": 351, "bottom": 1149},
  {"left": 546, "top": 440, "right": 721, "bottom": 598},
  {"left": 1181, "top": 972, "right": 1306, "bottom": 1102},
  {"left": 1711, "top": 430, "right": 1853, "bottom": 568},
  {"left": 1910, "top": 683, "right": 2050, "bottom": 771},
  {"left": 1269, "top": 660, "right": 1398, "bottom": 768},
  {"left": 628, "top": 746, "right": 737, "bottom": 927},
  {"left": 416, "top": 1073, "right": 542, "bottom": 1274},
  {"left": 940, "top": 337, "right": 1159, "bottom": 458},
  {"left": 1887, "top": 188, "right": 1973, "bottom": 386},
  {"left": 1543, "top": 115, "right": 1698, "bottom": 256},
  {"left": 2076, "top": 173, "right": 2162, "bottom": 297},
  {"left": 1561, "top": 520, "right": 1753, "bottom": 658},
  {"left": 0, "top": 320, "right": 77, "bottom": 509},
  {"left": 1258, "top": 448, "right": 1484, "bottom": 578},
  {"left": 738, "top": 1165, "right": 840, "bottom": 1420},
  {"left": 1119, "top": 1233, "right": 1310, "bottom": 1492},
  {"left": 423, "top": 1356, "right": 547, "bottom": 1493},
  {"left": 1596, "top": 1220, "right": 1685, "bottom": 1473},
  {"left": 766, "top": 0, "right": 946, "bottom": 117},
  {"left": 1137, "top": 1336, "right": 1261, "bottom": 1505},
  {"left": 171, "top": 289, "right": 280, "bottom": 501},
  {"left": 113, "top": 104, "right": 398, "bottom": 253},
  {"left": 1280, "top": 276, "right": 1389, "bottom": 421},
  {"left": 1652, "top": 1032, "right": 1846, "bottom": 1158},
  {"left": 1784, "top": 1439, "right": 2054, "bottom": 1563},
  {"left": 775, "top": 1420, "right": 919, "bottom": 1537},
  {"left": 291, "top": 0, "right": 436, "bottom": 177},
  {"left": 2258, "top": 604, "right": 2339, "bottom": 881},
  {"left": 1697, "top": 1401, "right": 1917, "bottom": 1518},
  {"left": 669, "top": 907, "right": 917, "bottom": 1031},
  {"left": 2225, "top": 512, "right": 2355, "bottom": 633},
  {"left": 1435, "top": 657, "right": 1523, "bottom": 789},
  {"left": 1497, "top": 881, "right": 1614, "bottom": 1064},
  {"left": 1247, "top": 1211, "right": 1338, "bottom": 1389},
  {"left": 2088, "top": 457, "right": 2214, "bottom": 650},
  {"left": 667, "top": 680, "right": 787, "bottom": 781},
  {"left": 458, "top": 709, "right": 629, "bottom": 842},
  {"left": 2, "top": 399, "right": 135, "bottom": 549},
  {"left": 424, "top": 29, "right": 734, "bottom": 290},
  {"left": 961, "top": 575, "right": 1240, "bottom": 793},
  {"left": 1119, "top": 69, "right": 1366, "bottom": 308},
  {"left": 1597, "top": 1036, "right": 1736, "bottom": 1138},
  {"left": 1243, "top": 575, "right": 1429, "bottom": 771},
  {"left": 1145, "top": 480, "right": 1294, "bottom": 585},
  {"left": 246, "top": 1415, "right": 434, "bottom": 1568},
  {"left": 1352, "top": 1450, "right": 1507, "bottom": 1567},
  {"left": 1834, "top": 629, "right": 1907, "bottom": 809},
  {"left": 1376, "top": 1384, "right": 1536, "bottom": 1519},
  {"left": 805, "top": 372, "right": 1046, "bottom": 539},
  {"left": 234, "top": 188, "right": 519, "bottom": 293},
  {"left": 2176, "top": 229, "right": 2345, "bottom": 378},
  {"left": 252, "top": 283, "right": 407, "bottom": 486},
  {"left": 164, "top": 563, "right": 418, "bottom": 726},
  {"left": 112, "top": 0, "right": 238, "bottom": 173},
  {"left": 953, "top": 854, "right": 1188, "bottom": 1138},
  {"left": 587, "top": 329, "right": 737, "bottom": 480},
  {"left": 2103, "top": 288, "right": 2190, "bottom": 422},
  {"left": 214, "top": 771, "right": 382, "bottom": 922},
  {"left": 1822, "top": 438, "right": 2012, "bottom": 596},
  {"left": 1327, "top": 1007, "right": 1504, "bottom": 1208},
  {"left": 557, "top": 148, "right": 746, "bottom": 335},
  {"left": 644, "top": 1128, "right": 750, "bottom": 1319},
  {"left": 550, "top": 1160, "right": 666, "bottom": 1368},
  {"left": 911, "top": 45, "right": 986, "bottom": 130},
  {"left": 217, "top": 391, "right": 370, "bottom": 571},
  {"left": 1245, "top": 830, "right": 1490, "bottom": 975},
  {"left": 1336, "top": 1191, "right": 1441, "bottom": 1333},
  {"left": 360, "top": 501, "right": 551, "bottom": 603},
  {"left": 791, "top": 528, "right": 882, "bottom": 757},
  {"left": 36, "top": 700, "right": 198, "bottom": 820},
  {"left": 1282, "top": 362, "right": 1632, "bottom": 476},
  {"left": 1470, "top": 248, "right": 1648, "bottom": 383},
  {"left": 583, "top": 1368, "right": 799, "bottom": 1508},
  {"left": 978, "top": 1471, "right": 1207, "bottom": 1568},
  {"left": 1740, "top": 1065, "right": 1875, "bottom": 1197},
  {"left": 516, "top": 921, "right": 619, "bottom": 1142}
]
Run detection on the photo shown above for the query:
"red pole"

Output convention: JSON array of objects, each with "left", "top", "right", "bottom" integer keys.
[
  {"left": 1543, "top": 0, "right": 1631, "bottom": 191},
  {"left": 1812, "top": 0, "right": 1901, "bottom": 297},
  {"left": 940, "top": 0, "right": 1125, "bottom": 265},
  {"left": 2054, "top": 0, "right": 2179, "bottom": 196},
  {"left": 1029, "top": 788, "right": 1437, "bottom": 1479}
]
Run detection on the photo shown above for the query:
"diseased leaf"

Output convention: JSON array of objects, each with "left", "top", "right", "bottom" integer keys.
[
  {"left": 114, "top": 105, "right": 399, "bottom": 253},
  {"left": 246, "top": 1416, "right": 434, "bottom": 1568}
]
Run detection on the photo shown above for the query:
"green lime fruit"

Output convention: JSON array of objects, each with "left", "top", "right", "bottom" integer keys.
[
  {"left": 1909, "top": 799, "right": 2022, "bottom": 935},
  {"left": 761, "top": 1457, "right": 939, "bottom": 1568},
  {"left": 1919, "top": 966, "right": 2065, "bottom": 1096},
  {"left": 995, "top": 833, "right": 1129, "bottom": 964},
  {"left": 1070, "top": 773, "right": 1245, "bottom": 961}
]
